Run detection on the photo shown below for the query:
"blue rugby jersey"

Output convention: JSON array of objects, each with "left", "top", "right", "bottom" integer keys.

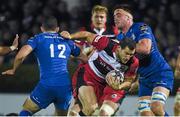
[
  {"left": 117, "top": 23, "right": 172, "bottom": 78},
  {"left": 27, "top": 32, "right": 80, "bottom": 86}
]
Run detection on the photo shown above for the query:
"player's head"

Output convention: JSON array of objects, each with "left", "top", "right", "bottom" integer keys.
[
  {"left": 113, "top": 4, "right": 133, "bottom": 30},
  {"left": 116, "top": 37, "right": 136, "bottom": 64},
  {"left": 41, "top": 16, "right": 59, "bottom": 32},
  {"left": 91, "top": 5, "right": 108, "bottom": 29}
]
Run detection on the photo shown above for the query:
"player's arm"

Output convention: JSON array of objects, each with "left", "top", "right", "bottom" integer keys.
[
  {"left": 118, "top": 57, "right": 139, "bottom": 90},
  {"left": 2, "top": 45, "right": 33, "bottom": 75},
  {"left": 118, "top": 75, "right": 137, "bottom": 90},
  {"left": 106, "top": 57, "right": 139, "bottom": 90},
  {"left": 129, "top": 78, "right": 139, "bottom": 93},
  {"left": 60, "top": 31, "right": 97, "bottom": 44},
  {"left": 175, "top": 52, "right": 180, "bottom": 78},
  {"left": 136, "top": 39, "right": 151, "bottom": 54},
  {"left": 135, "top": 24, "right": 153, "bottom": 54},
  {"left": 0, "top": 34, "right": 19, "bottom": 55},
  {"left": 106, "top": 73, "right": 137, "bottom": 90},
  {"left": 75, "top": 52, "right": 89, "bottom": 63}
]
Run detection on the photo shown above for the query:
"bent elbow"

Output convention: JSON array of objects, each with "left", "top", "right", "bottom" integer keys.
[
  {"left": 143, "top": 48, "right": 151, "bottom": 54},
  {"left": 137, "top": 47, "right": 151, "bottom": 55}
]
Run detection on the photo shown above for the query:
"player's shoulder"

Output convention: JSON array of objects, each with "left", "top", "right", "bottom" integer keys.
[
  {"left": 132, "top": 56, "right": 139, "bottom": 65},
  {"left": 27, "top": 34, "right": 39, "bottom": 41},
  {"left": 30, "top": 33, "right": 44, "bottom": 40},
  {"left": 34, "top": 32, "right": 45, "bottom": 38},
  {"left": 126, "top": 56, "right": 139, "bottom": 68},
  {"left": 132, "top": 22, "right": 151, "bottom": 30}
]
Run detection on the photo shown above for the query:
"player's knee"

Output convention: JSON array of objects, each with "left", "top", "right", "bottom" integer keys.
[
  {"left": 151, "top": 101, "right": 164, "bottom": 116},
  {"left": 22, "top": 98, "right": 40, "bottom": 113},
  {"left": 151, "top": 92, "right": 167, "bottom": 105},
  {"left": 68, "top": 104, "right": 81, "bottom": 116},
  {"left": 99, "top": 104, "right": 115, "bottom": 116},
  {"left": 68, "top": 110, "right": 79, "bottom": 116},
  {"left": 138, "top": 99, "right": 151, "bottom": 113},
  {"left": 151, "top": 92, "right": 167, "bottom": 116}
]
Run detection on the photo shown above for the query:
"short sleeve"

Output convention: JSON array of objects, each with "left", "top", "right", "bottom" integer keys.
[
  {"left": 26, "top": 36, "right": 37, "bottom": 49},
  {"left": 68, "top": 40, "right": 80, "bottom": 57},
  {"left": 135, "top": 23, "right": 153, "bottom": 41},
  {"left": 92, "top": 35, "right": 109, "bottom": 51}
]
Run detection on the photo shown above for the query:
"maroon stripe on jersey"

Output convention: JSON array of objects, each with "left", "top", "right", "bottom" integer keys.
[{"left": 93, "top": 55, "right": 114, "bottom": 76}]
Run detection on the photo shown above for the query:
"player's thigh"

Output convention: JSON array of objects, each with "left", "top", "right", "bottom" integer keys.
[
  {"left": 153, "top": 86, "right": 170, "bottom": 98},
  {"left": 54, "top": 85, "right": 73, "bottom": 112},
  {"left": 30, "top": 83, "right": 54, "bottom": 109},
  {"left": 138, "top": 77, "right": 153, "bottom": 97},
  {"left": 100, "top": 86, "right": 126, "bottom": 105},
  {"left": 151, "top": 86, "right": 170, "bottom": 109},
  {"left": 78, "top": 86, "right": 97, "bottom": 106},
  {"left": 22, "top": 97, "right": 40, "bottom": 113}
]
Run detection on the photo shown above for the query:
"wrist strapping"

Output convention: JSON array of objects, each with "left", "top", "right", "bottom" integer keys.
[{"left": 10, "top": 46, "right": 16, "bottom": 51}]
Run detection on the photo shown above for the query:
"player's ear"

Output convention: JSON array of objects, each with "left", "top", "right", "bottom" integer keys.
[
  {"left": 55, "top": 27, "right": 59, "bottom": 32},
  {"left": 115, "top": 46, "right": 121, "bottom": 53},
  {"left": 118, "top": 45, "right": 122, "bottom": 51},
  {"left": 40, "top": 26, "right": 45, "bottom": 32}
]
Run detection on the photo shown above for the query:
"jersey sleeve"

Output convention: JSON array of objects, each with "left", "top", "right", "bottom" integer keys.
[
  {"left": 124, "top": 56, "right": 139, "bottom": 77},
  {"left": 26, "top": 36, "right": 38, "bottom": 49},
  {"left": 92, "top": 35, "right": 109, "bottom": 51},
  {"left": 135, "top": 23, "right": 153, "bottom": 41},
  {"left": 68, "top": 40, "right": 81, "bottom": 57}
]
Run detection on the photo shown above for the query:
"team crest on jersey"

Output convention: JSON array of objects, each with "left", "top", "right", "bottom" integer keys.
[
  {"left": 140, "top": 24, "right": 150, "bottom": 34},
  {"left": 130, "top": 34, "right": 136, "bottom": 40},
  {"left": 140, "top": 24, "right": 148, "bottom": 31},
  {"left": 111, "top": 94, "right": 117, "bottom": 98}
]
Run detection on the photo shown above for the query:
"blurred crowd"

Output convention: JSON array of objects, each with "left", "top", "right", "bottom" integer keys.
[{"left": 0, "top": 0, "right": 180, "bottom": 69}]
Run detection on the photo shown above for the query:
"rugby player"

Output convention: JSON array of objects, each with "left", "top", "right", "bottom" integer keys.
[
  {"left": 114, "top": 5, "right": 174, "bottom": 116},
  {"left": 2, "top": 16, "right": 84, "bottom": 116},
  {"left": 61, "top": 31, "right": 139, "bottom": 116}
]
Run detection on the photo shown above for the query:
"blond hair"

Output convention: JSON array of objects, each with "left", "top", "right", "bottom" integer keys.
[
  {"left": 92, "top": 5, "right": 108, "bottom": 15},
  {"left": 114, "top": 9, "right": 133, "bottom": 19}
]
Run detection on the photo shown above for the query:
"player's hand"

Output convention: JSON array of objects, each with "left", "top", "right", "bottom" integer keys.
[
  {"left": 106, "top": 74, "right": 122, "bottom": 90},
  {"left": 174, "top": 102, "right": 180, "bottom": 112},
  {"left": 128, "top": 81, "right": 139, "bottom": 93},
  {"left": 2, "top": 69, "right": 15, "bottom": 76},
  {"left": 60, "top": 31, "right": 71, "bottom": 39},
  {"left": 11, "top": 34, "right": 19, "bottom": 51}
]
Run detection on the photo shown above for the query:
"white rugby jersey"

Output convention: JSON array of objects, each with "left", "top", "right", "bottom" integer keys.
[{"left": 88, "top": 35, "right": 128, "bottom": 79}]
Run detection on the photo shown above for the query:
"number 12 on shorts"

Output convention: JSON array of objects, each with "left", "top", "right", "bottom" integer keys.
[{"left": 49, "top": 44, "right": 66, "bottom": 58}]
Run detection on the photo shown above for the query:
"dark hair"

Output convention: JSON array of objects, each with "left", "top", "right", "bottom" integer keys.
[
  {"left": 119, "top": 37, "right": 136, "bottom": 50},
  {"left": 113, "top": 4, "right": 132, "bottom": 14},
  {"left": 41, "top": 16, "right": 58, "bottom": 31}
]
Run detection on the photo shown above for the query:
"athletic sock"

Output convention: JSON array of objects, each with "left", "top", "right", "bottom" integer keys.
[{"left": 164, "top": 111, "right": 169, "bottom": 117}]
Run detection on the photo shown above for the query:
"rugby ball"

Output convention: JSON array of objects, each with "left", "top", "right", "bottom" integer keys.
[{"left": 105, "top": 70, "right": 124, "bottom": 83}]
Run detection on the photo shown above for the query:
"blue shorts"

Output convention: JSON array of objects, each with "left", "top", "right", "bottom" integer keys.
[
  {"left": 138, "top": 70, "right": 174, "bottom": 97},
  {"left": 30, "top": 82, "right": 72, "bottom": 110}
]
